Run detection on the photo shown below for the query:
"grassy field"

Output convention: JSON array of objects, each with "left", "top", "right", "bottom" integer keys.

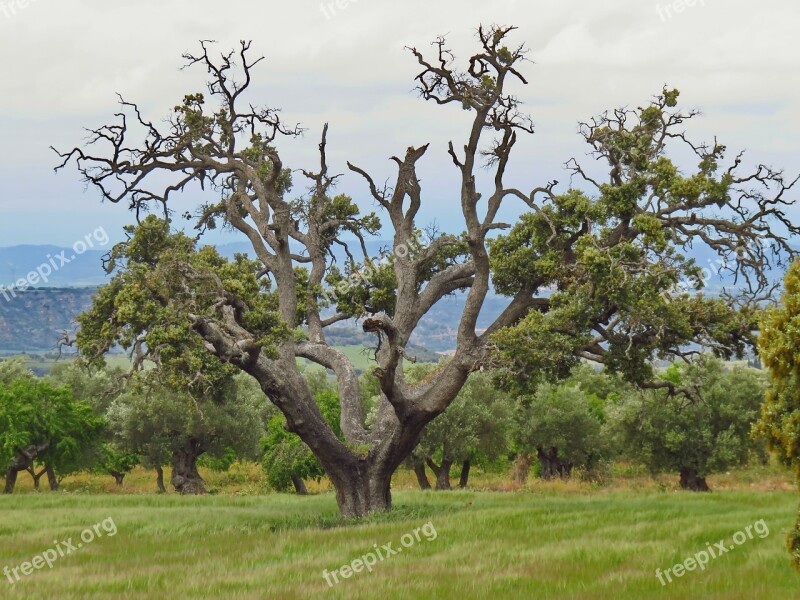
[
  {"left": 3, "top": 346, "right": 387, "bottom": 377},
  {"left": 1, "top": 465, "right": 798, "bottom": 599}
]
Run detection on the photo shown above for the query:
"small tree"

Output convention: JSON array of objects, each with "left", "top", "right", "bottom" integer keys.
[
  {"left": 754, "top": 259, "right": 800, "bottom": 569},
  {"left": 0, "top": 378, "right": 104, "bottom": 493},
  {"left": 0, "top": 359, "right": 35, "bottom": 386},
  {"left": 98, "top": 445, "right": 140, "bottom": 487},
  {"left": 261, "top": 369, "right": 342, "bottom": 495},
  {"left": 105, "top": 373, "right": 267, "bottom": 494},
  {"left": 47, "top": 362, "right": 138, "bottom": 486},
  {"left": 610, "top": 357, "right": 765, "bottom": 491},
  {"left": 407, "top": 368, "right": 514, "bottom": 490},
  {"left": 514, "top": 382, "right": 606, "bottom": 480}
]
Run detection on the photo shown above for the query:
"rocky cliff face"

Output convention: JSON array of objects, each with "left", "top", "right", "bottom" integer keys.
[
  {"left": 0, "top": 286, "right": 501, "bottom": 355},
  {"left": 0, "top": 287, "right": 96, "bottom": 351}
]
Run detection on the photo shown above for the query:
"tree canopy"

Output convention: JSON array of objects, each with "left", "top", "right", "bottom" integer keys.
[
  {"left": 755, "top": 258, "right": 800, "bottom": 569},
  {"left": 610, "top": 357, "right": 766, "bottom": 491},
  {"left": 0, "top": 375, "right": 104, "bottom": 494}
]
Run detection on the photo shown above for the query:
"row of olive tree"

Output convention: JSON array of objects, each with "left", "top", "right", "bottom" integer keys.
[
  {"left": 0, "top": 360, "right": 103, "bottom": 493},
  {"left": 393, "top": 357, "right": 767, "bottom": 493},
  {"left": 0, "top": 356, "right": 352, "bottom": 496},
  {"left": 1, "top": 350, "right": 769, "bottom": 496}
]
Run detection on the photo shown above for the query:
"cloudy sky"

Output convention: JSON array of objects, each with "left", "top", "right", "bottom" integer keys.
[{"left": 1, "top": 0, "right": 798, "bottom": 248}]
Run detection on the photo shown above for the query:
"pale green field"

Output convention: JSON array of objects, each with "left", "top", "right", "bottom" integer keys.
[
  {"left": 1, "top": 477, "right": 797, "bottom": 599},
  {"left": 4, "top": 346, "right": 391, "bottom": 376}
]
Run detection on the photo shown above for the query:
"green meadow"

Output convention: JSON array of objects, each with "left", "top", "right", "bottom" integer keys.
[{"left": 1, "top": 466, "right": 797, "bottom": 599}]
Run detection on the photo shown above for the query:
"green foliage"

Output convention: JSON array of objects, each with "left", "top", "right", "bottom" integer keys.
[
  {"left": 756, "top": 259, "right": 800, "bottom": 468},
  {"left": 322, "top": 232, "right": 469, "bottom": 320},
  {"left": 0, "top": 358, "right": 35, "bottom": 386},
  {"left": 0, "top": 374, "right": 104, "bottom": 477},
  {"left": 104, "top": 373, "right": 268, "bottom": 471},
  {"left": 46, "top": 361, "right": 126, "bottom": 414},
  {"left": 97, "top": 443, "right": 140, "bottom": 477},
  {"left": 789, "top": 506, "right": 800, "bottom": 570},
  {"left": 489, "top": 89, "right": 757, "bottom": 394},
  {"left": 260, "top": 414, "right": 324, "bottom": 492},
  {"left": 409, "top": 367, "right": 515, "bottom": 468},
  {"left": 198, "top": 447, "right": 238, "bottom": 472},
  {"left": 609, "top": 356, "right": 765, "bottom": 481},
  {"left": 514, "top": 378, "right": 608, "bottom": 474},
  {"left": 47, "top": 361, "right": 138, "bottom": 479},
  {"left": 69, "top": 216, "right": 286, "bottom": 481},
  {"left": 755, "top": 259, "right": 800, "bottom": 569},
  {"left": 77, "top": 215, "right": 288, "bottom": 395},
  {"left": 260, "top": 368, "right": 341, "bottom": 491}
]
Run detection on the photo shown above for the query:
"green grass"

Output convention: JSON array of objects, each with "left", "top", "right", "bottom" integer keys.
[
  {"left": 301, "top": 344, "right": 431, "bottom": 374},
  {"left": 0, "top": 488, "right": 797, "bottom": 599},
  {"left": 5, "top": 346, "right": 390, "bottom": 376},
  {"left": 0, "top": 353, "right": 135, "bottom": 376}
]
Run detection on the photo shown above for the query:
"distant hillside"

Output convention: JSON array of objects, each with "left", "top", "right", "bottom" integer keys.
[
  {"left": 0, "top": 288, "right": 453, "bottom": 357},
  {"left": 0, "top": 238, "right": 785, "bottom": 354},
  {"left": 2, "top": 239, "right": 780, "bottom": 294},
  {"left": 0, "top": 287, "right": 96, "bottom": 352}
]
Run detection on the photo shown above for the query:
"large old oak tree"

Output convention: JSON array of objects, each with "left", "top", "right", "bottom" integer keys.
[{"left": 55, "top": 27, "right": 798, "bottom": 518}]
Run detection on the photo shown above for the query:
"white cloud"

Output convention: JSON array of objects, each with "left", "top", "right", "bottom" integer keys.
[{"left": 0, "top": 0, "right": 798, "bottom": 245}]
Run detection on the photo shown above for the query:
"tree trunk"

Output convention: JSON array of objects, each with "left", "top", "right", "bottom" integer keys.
[
  {"left": 27, "top": 467, "right": 39, "bottom": 491},
  {"left": 170, "top": 441, "right": 206, "bottom": 494},
  {"left": 291, "top": 474, "right": 309, "bottom": 495},
  {"left": 196, "top": 312, "right": 473, "bottom": 519},
  {"left": 537, "top": 447, "right": 554, "bottom": 479},
  {"left": 109, "top": 470, "right": 125, "bottom": 486},
  {"left": 459, "top": 459, "right": 471, "bottom": 489},
  {"left": 436, "top": 461, "right": 453, "bottom": 490},
  {"left": 537, "top": 447, "right": 573, "bottom": 480},
  {"left": 4, "top": 445, "right": 48, "bottom": 494},
  {"left": 413, "top": 460, "right": 431, "bottom": 490},
  {"left": 679, "top": 467, "right": 710, "bottom": 491},
  {"left": 324, "top": 459, "right": 394, "bottom": 519},
  {"left": 155, "top": 465, "right": 166, "bottom": 493},
  {"left": 26, "top": 466, "right": 46, "bottom": 491},
  {"left": 4, "top": 467, "right": 19, "bottom": 494},
  {"left": 512, "top": 453, "right": 533, "bottom": 484},
  {"left": 426, "top": 458, "right": 453, "bottom": 490},
  {"left": 45, "top": 464, "right": 60, "bottom": 491}
]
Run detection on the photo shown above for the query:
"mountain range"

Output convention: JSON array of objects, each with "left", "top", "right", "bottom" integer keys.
[{"left": 0, "top": 240, "right": 783, "bottom": 354}]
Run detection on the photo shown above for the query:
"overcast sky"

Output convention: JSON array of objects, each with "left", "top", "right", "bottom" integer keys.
[{"left": 1, "top": 0, "right": 798, "bottom": 248}]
